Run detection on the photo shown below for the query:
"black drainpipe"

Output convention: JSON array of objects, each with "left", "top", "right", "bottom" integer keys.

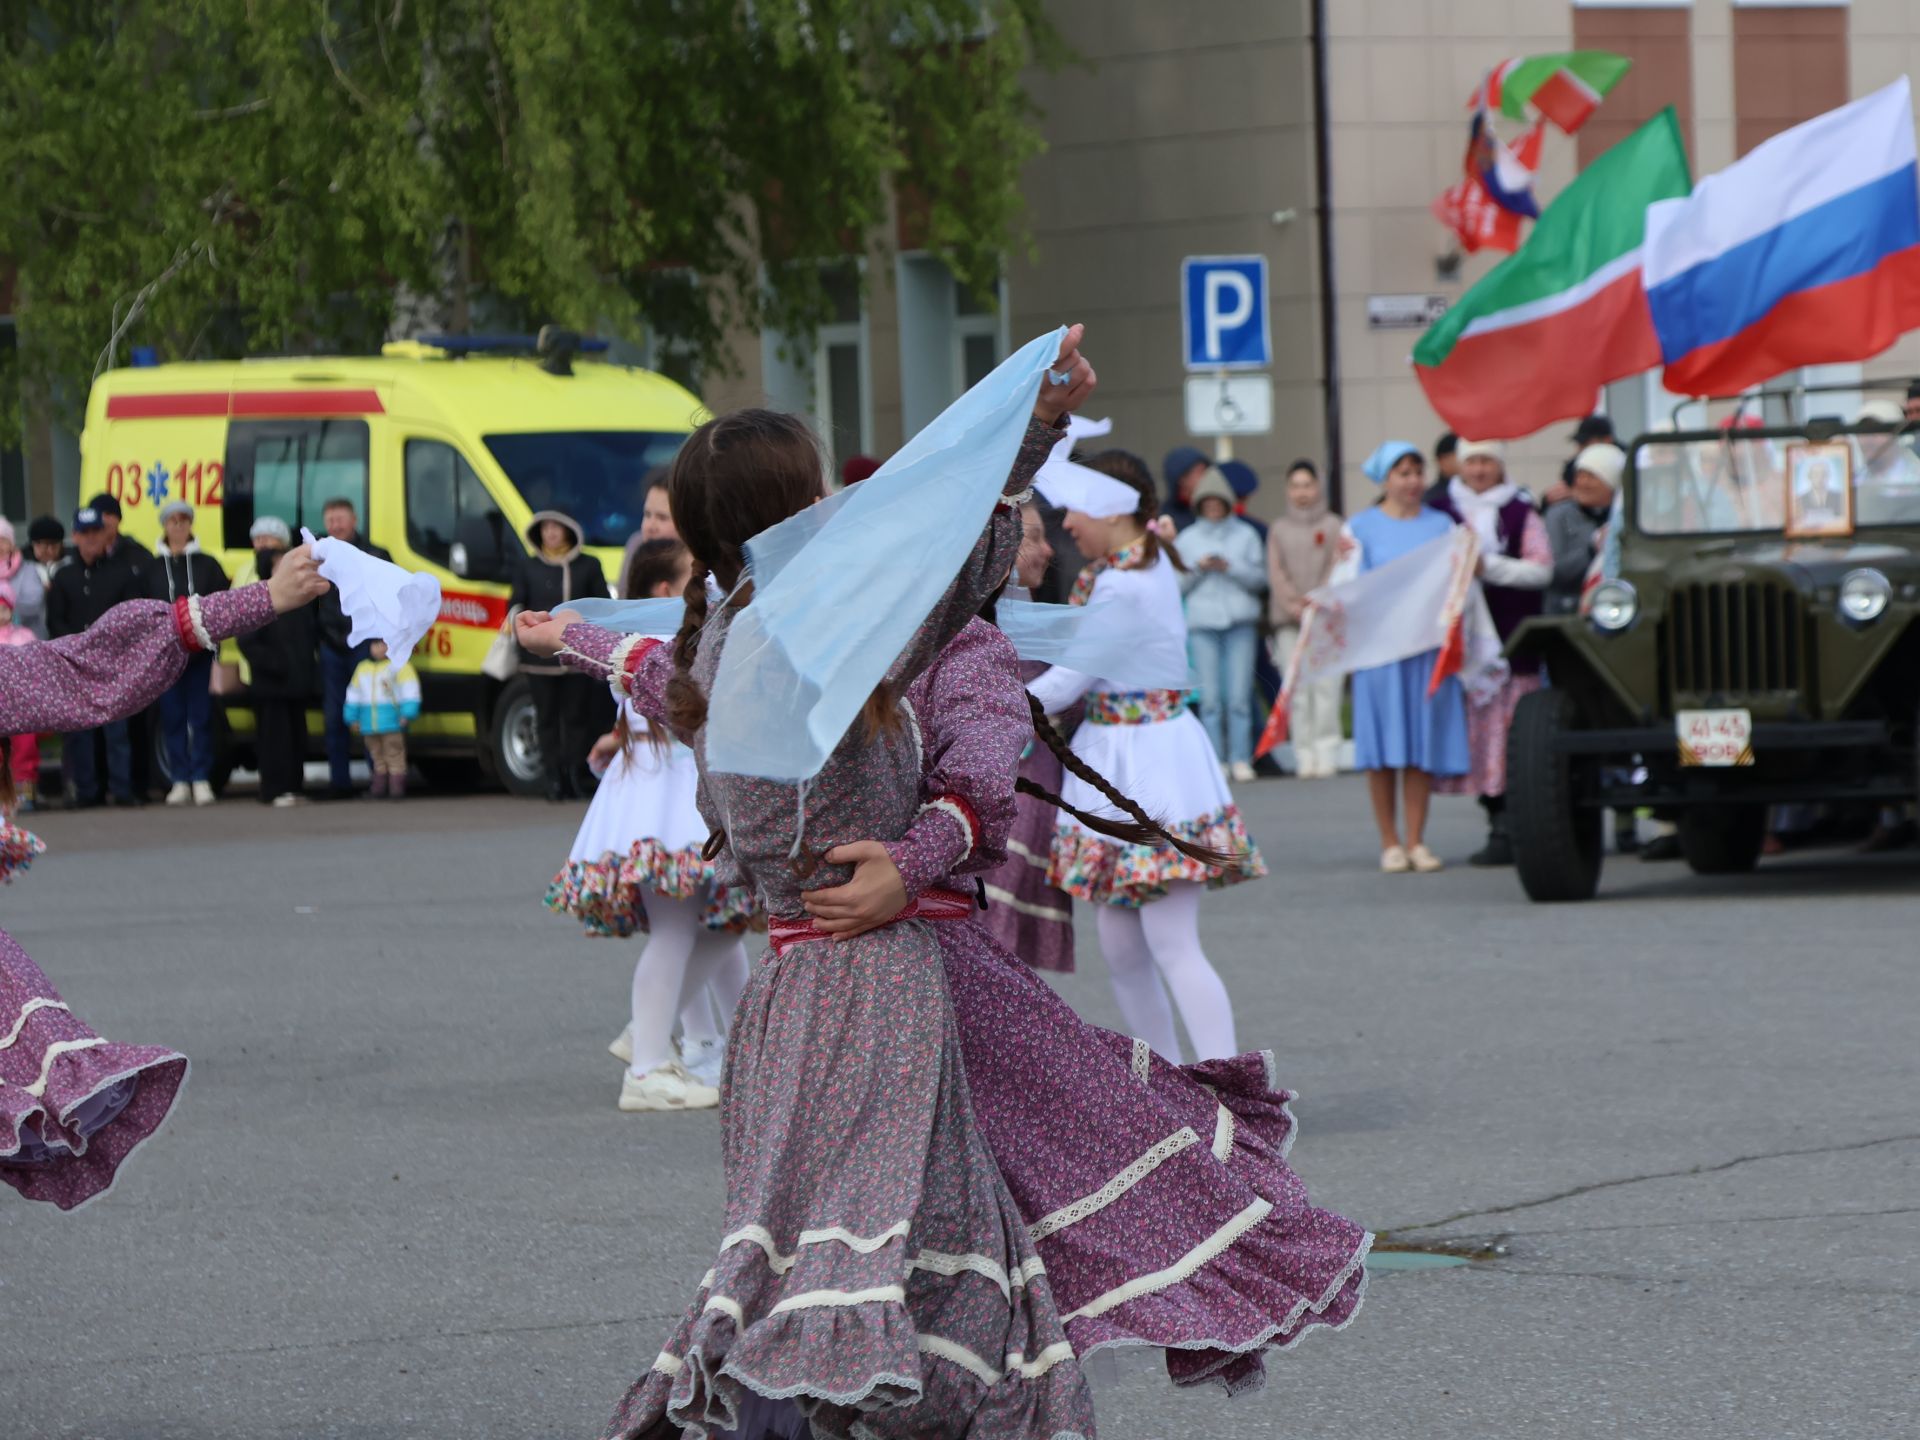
[{"left": 1309, "top": 0, "right": 1343, "bottom": 511}]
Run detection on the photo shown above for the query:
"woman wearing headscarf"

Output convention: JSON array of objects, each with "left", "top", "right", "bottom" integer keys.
[
  {"left": 1344, "top": 441, "right": 1469, "bottom": 872},
  {"left": 1266, "top": 459, "right": 1344, "bottom": 777},
  {"left": 1428, "top": 439, "right": 1552, "bottom": 866}
]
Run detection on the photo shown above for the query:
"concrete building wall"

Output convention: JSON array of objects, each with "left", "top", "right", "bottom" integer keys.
[{"left": 1008, "top": 1, "right": 1320, "bottom": 515}]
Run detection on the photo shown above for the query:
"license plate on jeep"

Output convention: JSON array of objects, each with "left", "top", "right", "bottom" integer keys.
[{"left": 1677, "top": 709, "right": 1754, "bottom": 767}]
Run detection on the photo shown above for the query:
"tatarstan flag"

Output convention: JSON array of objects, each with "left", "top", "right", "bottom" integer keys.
[
  {"left": 1485, "top": 51, "right": 1633, "bottom": 134},
  {"left": 1413, "top": 108, "right": 1691, "bottom": 442}
]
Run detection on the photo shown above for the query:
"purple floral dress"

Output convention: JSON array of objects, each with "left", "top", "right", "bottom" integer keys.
[
  {"left": 900, "top": 618, "right": 1370, "bottom": 1394},
  {"left": 0, "top": 585, "right": 277, "bottom": 1210},
  {"left": 561, "top": 419, "right": 1099, "bottom": 1440}
]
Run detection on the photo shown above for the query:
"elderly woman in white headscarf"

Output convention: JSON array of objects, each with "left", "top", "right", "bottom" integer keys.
[{"left": 1429, "top": 438, "right": 1552, "bottom": 867}]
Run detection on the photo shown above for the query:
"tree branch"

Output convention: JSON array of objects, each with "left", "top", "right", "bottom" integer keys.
[
  {"left": 195, "top": 97, "right": 271, "bottom": 119},
  {"left": 317, "top": 7, "right": 377, "bottom": 111}
]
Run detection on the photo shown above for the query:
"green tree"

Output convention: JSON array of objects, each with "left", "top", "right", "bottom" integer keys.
[{"left": 0, "top": 0, "right": 1062, "bottom": 438}]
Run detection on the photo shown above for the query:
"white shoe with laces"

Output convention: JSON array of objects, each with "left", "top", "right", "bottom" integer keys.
[
  {"left": 619, "top": 1063, "right": 719, "bottom": 1112},
  {"left": 165, "top": 782, "right": 191, "bottom": 807},
  {"left": 682, "top": 1035, "right": 726, "bottom": 1089},
  {"left": 192, "top": 781, "right": 216, "bottom": 806},
  {"left": 1380, "top": 845, "right": 1411, "bottom": 874},
  {"left": 608, "top": 1026, "right": 634, "bottom": 1065}
]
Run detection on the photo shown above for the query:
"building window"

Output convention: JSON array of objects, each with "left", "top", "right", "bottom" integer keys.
[
  {"left": 759, "top": 261, "right": 871, "bottom": 475},
  {"left": 223, "top": 420, "right": 370, "bottom": 550},
  {"left": 1572, "top": 5, "right": 1695, "bottom": 168},
  {"left": 896, "top": 255, "right": 1008, "bottom": 438},
  {"left": 1732, "top": 4, "right": 1848, "bottom": 158}
]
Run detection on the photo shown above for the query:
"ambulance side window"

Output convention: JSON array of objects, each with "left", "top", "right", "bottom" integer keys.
[
  {"left": 405, "top": 440, "right": 509, "bottom": 580},
  {"left": 223, "top": 420, "right": 371, "bottom": 549}
]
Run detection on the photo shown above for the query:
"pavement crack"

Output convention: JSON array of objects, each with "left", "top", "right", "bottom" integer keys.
[
  {"left": 1381, "top": 1130, "right": 1920, "bottom": 1237},
  {"left": 1449, "top": 1203, "right": 1920, "bottom": 1241}
]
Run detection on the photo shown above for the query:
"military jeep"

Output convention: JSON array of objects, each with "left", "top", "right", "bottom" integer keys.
[{"left": 1505, "top": 391, "right": 1920, "bottom": 902}]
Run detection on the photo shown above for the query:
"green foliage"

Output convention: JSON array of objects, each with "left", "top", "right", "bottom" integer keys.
[{"left": 0, "top": 0, "right": 1061, "bottom": 439}]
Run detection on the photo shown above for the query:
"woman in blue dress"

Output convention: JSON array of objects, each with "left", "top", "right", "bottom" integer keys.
[{"left": 1342, "top": 440, "right": 1470, "bottom": 873}]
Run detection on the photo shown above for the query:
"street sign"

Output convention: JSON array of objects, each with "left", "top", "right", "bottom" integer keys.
[
  {"left": 1367, "top": 293, "right": 1450, "bottom": 330},
  {"left": 1184, "top": 373, "right": 1273, "bottom": 437},
  {"left": 1182, "top": 255, "right": 1270, "bottom": 370}
]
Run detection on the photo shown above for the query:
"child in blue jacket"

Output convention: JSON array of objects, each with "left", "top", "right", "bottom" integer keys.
[{"left": 343, "top": 639, "right": 422, "bottom": 799}]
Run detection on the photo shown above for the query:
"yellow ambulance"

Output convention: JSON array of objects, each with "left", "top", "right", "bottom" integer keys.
[{"left": 83, "top": 333, "right": 703, "bottom": 793}]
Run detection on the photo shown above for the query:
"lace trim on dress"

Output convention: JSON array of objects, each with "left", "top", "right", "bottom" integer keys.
[
  {"left": 11, "top": 1036, "right": 108, "bottom": 1097},
  {"left": 1129, "top": 1037, "right": 1152, "bottom": 1086},
  {"left": 768, "top": 1284, "right": 907, "bottom": 1314},
  {"left": 1211, "top": 1103, "right": 1235, "bottom": 1161},
  {"left": 1027, "top": 1126, "right": 1199, "bottom": 1242},
  {"left": 908, "top": 1249, "right": 1048, "bottom": 1301},
  {"left": 1061, "top": 1196, "right": 1274, "bottom": 1322},
  {"left": 721, "top": 1220, "right": 911, "bottom": 1274},
  {"left": 0, "top": 997, "right": 68, "bottom": 1050},
  {"left": 981, "top": 882, "right": 1072, "bottom": 924},
  {"left": 916, "top": 1334, "right": 1078, "bottom": 1386}
]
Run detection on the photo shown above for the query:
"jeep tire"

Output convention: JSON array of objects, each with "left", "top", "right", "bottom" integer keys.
[
  {"left": 1508, "top": 688, "right": 1604, "bottom": 902},
  {"left": 1677, "top": 806, "right": 1767, "bottom": 875}
]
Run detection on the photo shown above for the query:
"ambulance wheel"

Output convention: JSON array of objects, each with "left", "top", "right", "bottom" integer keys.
[{"left": 489, "top": 677, "right": 547, "bottom": 797}]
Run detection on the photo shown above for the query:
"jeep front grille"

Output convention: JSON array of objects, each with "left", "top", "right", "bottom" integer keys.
[{"left": 1664, "top": 581, "right": 1811, "bottom": 705}]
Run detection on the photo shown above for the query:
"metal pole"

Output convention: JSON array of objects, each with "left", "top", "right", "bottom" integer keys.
[{"left": 1309, "top": 0, "right": 1343, "bottom": 511}]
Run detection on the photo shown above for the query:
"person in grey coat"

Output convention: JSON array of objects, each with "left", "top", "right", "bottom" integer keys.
[
  {"left": 1178, "top": 466, "right": 1268, "bottom": 781},
  {"left": 1544, "top": 443, "right": 1625, "bottom": 616}
]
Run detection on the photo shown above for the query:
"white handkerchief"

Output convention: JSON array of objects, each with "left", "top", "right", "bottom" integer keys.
[{"left": 303, "top": 528, "right": 442, "bottom": 671}]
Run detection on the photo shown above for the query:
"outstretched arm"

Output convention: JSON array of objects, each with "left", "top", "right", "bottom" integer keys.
[
  {"left": 532, "top": 620, "right": 675, "bottom": 727},
  {"left": 0, "top": 548, "right": 326, "bottom": 737}
]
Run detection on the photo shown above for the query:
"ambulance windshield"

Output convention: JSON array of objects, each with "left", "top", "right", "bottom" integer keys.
[{"left": 484, "top": 430, "right": 689, "bottom": 547}]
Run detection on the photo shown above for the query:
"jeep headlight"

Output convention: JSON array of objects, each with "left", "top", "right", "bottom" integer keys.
[
  {"left": 1838, "top": 568, "right": 1891, "bottom": 624},
  {"left": 1589, "top": 579, "right": 1638, "bottom": 633}
]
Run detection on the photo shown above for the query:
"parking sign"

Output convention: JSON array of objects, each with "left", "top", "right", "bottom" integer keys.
[{"left": 1182, "top": 255, "right": 1270, "bottom": 370}]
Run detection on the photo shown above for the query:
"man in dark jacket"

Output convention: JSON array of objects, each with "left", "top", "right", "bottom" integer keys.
[
  {"left": 314, "top": 497, "right": 391, "bottom": 799},
  {"left": 85, "top": 492, "right": 154, "bottom": 571},
  {"left": 509, "top": 510, "right": 608, "bottom": 799},
  {"left": 146, "top": 500, "right": 231, "bottom": 805},
  {"left": 236, "top": 517, "right": 319, "bottom": 807},
  {"left": 47, "top": 508, "right": 144, "bottom": 806}
]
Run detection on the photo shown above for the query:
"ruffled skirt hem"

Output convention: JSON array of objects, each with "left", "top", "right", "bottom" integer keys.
[
  {"left": 546, "top": 840, "right": 753, "bottom": 937},
  {"left": 1048, "top": 805, "right": 1267, "bottom": 907}
]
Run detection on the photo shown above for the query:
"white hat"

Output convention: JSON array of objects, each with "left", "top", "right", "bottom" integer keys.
[
  {"left": 1456, "top": 438, "right": 1507, "bottom": 464},
  {"left": 1032, "top": 457, "right": 1141, "bottom": 519},
  {"left": 1572, "top": 443, "right": 1626, "bottom": 490},
  {"left": 249, "top": 515, "right": 293, "bottom": 544},
  {"left": 1856, "top": 397, "right": 1904, "bottom": 426}
]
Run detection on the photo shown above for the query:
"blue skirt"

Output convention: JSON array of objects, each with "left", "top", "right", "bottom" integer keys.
[{"left": 1351, "top": 652, "right": 1470, "bottom": 775}]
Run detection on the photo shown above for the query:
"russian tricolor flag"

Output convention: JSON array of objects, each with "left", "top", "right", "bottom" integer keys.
[{"left": 1646, "top": 78, "right": 1920, "bottom": 396}]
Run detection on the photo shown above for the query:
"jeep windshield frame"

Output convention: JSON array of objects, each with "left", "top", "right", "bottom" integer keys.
[{"left": 1630, "top": 418, "right": 1920, "bottom": 539}]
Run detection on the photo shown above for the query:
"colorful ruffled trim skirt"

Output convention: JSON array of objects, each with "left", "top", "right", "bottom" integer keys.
[
  {"left": 0, "top": 820, "right": 45, "bottom": 885},
  {"left": 546, "top": 839, "right": 754, "bottom": 938},
  {"left": 1048, "top": 804, "right": 1267, "bottom": 908}
]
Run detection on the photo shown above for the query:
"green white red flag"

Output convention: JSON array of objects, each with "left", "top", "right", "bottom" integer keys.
[
  {"left": 1481, "top": 51, "right": 1633, "bottom": 135},
  {"left": 1413, "top": 108, "right": 1691, "bottom": 442}
]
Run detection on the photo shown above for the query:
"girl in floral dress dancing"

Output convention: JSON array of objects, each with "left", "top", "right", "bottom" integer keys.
[{"left": 519, "top": 330, "right": 1102, "bottom": 1439}]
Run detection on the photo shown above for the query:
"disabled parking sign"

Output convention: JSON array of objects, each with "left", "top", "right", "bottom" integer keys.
[{"left": 1182, "top": 255, "right": 1270, "bottom": 370}]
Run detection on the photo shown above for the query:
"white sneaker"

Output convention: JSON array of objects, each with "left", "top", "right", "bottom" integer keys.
[
  {"left": 165, "top": 782, "right": 191, "bottom": 807},
  {"left": 619, "top": 1063, "right": 719, "bottom": 1112},
  {"left": 271, "top": 793, "right": 306, "bottom": 808},
  {"left": 1381, "top": 845, "right": 1411, "bottom": 874},
  {"left": 682, "top": 1035, "right": 726, "bottom": 1089},
  {"left": 608, "top": 1026, "right": 634, "bottom": 1065},
  {"left": 1229, "top": 761, "right": 1257, "bottom": 783},
  {"left": 192, "top": 781, "right": 216, "bottom": 807}
]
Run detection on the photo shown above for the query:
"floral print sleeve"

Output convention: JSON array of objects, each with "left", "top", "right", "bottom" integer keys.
[
  {"left": 0, "top": 584, "right": 274, "bottom": 737},
  {"left": 555, "top": 628, "right": 674, "bottom": 727},
  {"left": 889, "top": 619, "right": 1031, "bottom": 898}
]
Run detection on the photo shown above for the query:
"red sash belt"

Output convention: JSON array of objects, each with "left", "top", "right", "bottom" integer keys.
[{"left": 768, "top": 886, "right": 977, "bottom": 957}]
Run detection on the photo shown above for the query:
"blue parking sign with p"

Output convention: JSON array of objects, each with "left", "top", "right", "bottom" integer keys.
[{"left": 1182, "top": 255, "right": 1270, "bottom": 370}]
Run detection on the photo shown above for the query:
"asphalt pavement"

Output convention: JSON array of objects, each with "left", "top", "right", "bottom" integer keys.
[{"left": 5, "top": 775, "right": 1916, "bottom": 1439}]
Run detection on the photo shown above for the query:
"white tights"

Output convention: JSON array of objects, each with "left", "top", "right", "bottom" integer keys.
[
  {"left": 1093, "top": 881, "right": 1238, "bottom": 1063},
  {"left": 629, "top": 893, "right": 751, "bottom": 1077}
]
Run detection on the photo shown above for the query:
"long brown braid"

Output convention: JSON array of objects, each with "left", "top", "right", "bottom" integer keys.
[{"left": 1020, "top": 693, "right": 1239, "bottom": 870}]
